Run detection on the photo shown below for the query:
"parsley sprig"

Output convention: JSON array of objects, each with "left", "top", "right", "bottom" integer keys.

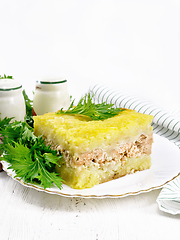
[
  {"left": 56, "top": 93, "right": 124, "bottom": 120},
  {"left": 0, "top": 118, "right": 64, "bottom": 190}
]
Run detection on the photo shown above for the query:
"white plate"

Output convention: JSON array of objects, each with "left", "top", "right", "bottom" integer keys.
[{"left": 2, "top": 134, "right": 180, "bottom": 198}]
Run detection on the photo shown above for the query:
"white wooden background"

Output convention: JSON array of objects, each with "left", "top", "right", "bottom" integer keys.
[
  {"left": 1, "top": 171, "right": 180, "bottom": 240},
  {"left": 1, "top": 1, "right": 180, "bottom": 239}
]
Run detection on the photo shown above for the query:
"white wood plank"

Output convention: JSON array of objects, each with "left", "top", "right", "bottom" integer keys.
[{"left": 1, "top": 172, "right": 180, "bottom": 240}]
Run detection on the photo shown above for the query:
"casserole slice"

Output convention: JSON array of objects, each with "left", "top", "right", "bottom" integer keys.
[{"left": 33, "top": 109, "right": 153, "bottom": 189}]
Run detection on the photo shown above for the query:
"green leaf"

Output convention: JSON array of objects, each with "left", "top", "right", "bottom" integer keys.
[
  {"left": 0, "top": 117, "right": 13, "bottom": 129},
  {"left": 56, "top": 92, "right": 124, "bottom": 120},
  {"left": 21, "top": 125, "right": 36, "bottom": 142},
  {"left": 0, "top": 74, "right": 13, "bottom": 79},
  {"left": 44, "top": 152, "right": 61, "bottom": 166},
  {"left": 35, "top": 161, "right": 63, "bottom": 190},
  {"left": 22, "top": 90, "right": 34, "bottom": 127}
]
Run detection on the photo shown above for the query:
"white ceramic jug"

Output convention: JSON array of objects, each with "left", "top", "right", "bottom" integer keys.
[
  {"left": 0, "top": 79, "right": 26, "bottom": 121},
  {"left": 33, "top": 79, "right": 70, "bottom": 115}
]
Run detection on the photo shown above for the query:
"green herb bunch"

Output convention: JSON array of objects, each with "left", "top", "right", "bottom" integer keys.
[{"left": 0, "top": 118, "right": 64, "bottom": 190}]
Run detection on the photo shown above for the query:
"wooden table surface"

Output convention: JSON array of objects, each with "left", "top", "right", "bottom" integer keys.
[{"left": 1, "top": 169, "right": 180, "bottom": 240}]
